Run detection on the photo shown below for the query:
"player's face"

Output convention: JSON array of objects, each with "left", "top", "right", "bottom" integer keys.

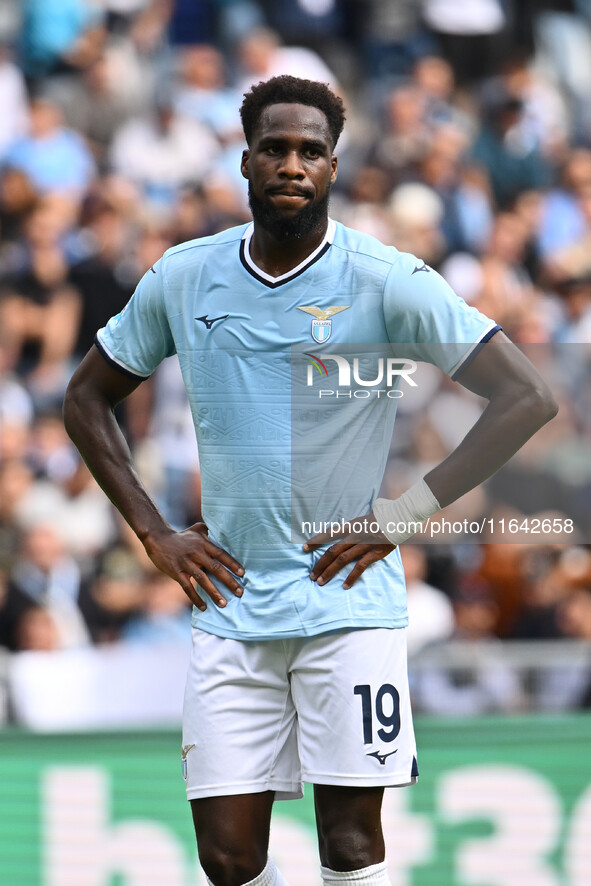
[{"left": 241, "top": 102, "right": 338, "bottom": 239}]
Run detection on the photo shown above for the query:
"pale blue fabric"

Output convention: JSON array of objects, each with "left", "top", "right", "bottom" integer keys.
[
  {"left": 19, "top": 0, "right": 104, "bottom": 78},
  {"left": 4, "top": 128, "right": 95, "bottom": 192},
  {"left": 97, "top": 221, "right": 497, "bottom": 640}
]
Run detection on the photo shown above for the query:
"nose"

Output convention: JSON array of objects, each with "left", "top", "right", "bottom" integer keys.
[{"left": 278, "top": 149, "right": 305, "bottom": 178}]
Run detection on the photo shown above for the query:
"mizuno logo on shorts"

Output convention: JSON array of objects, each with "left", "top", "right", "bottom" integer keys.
[{"left": 366, "top": 749, "right": 398, "bottom": 765}]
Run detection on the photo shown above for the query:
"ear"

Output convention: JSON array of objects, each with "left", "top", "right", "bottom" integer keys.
[
  {"left": 330, "top": 155, "right": 338, "bottom": 184},
  {"left": 241, "top": 149, "right": 250, "bottom": 180}
]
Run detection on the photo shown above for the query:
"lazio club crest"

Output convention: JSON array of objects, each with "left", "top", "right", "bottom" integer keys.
[{"left": 297, "top": 305, "right": 350, "bottom": 343}]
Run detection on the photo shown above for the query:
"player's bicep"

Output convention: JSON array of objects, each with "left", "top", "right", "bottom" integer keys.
[
  {"left": 453, "top": 331, "right": 548, "bottom": 403},
  {"left": 68, "top": 344, "right": 145, "bottom": 409}
]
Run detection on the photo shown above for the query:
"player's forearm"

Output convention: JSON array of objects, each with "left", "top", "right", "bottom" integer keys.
[
  {"left": 424, "top": 381, "right": 557, "bottom": 508},
  {"left": 373, "top": 340, "right": 558, "bottom": 547},
  {"left": 63, "top": 390, "right": 171, "bottom": 542}
]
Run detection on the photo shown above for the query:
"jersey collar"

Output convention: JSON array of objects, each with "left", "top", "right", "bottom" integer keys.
[{"left": 240, "top": 218, "right": 335, "bottom": 289}]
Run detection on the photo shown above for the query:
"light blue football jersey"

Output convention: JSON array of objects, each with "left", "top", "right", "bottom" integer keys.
[{"left": 96, "top": 219, "right": 499, "bottom": 640}]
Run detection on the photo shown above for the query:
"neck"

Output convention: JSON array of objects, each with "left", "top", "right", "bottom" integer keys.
[{"left": 249, "top": 218, "right": 328, "bottom": 277}]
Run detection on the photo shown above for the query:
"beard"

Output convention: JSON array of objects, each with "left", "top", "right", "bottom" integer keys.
[{"left": 248, "top": 182, "right": 331, "bottom": 240}]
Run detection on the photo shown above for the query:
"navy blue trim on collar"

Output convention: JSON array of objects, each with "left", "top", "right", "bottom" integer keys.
[{"left": 239, "top": 238, "right": 332, "bottom": 289}]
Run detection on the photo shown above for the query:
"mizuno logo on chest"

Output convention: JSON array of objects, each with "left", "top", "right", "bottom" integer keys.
[{"left": 195, "top": 314, "right": 229, "bottom": 329}]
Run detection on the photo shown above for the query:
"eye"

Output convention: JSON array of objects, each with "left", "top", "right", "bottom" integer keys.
[
  {"left": 305, "top": 147, "right": 321, "bottom": 159},
  {"left": 264, "top": 145, "right": 281, "bottom": 155}
]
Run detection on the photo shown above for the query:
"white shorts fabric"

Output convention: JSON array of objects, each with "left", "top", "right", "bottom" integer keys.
[{"left": 182, "top": 627, "right": 418, "bottom": 801}]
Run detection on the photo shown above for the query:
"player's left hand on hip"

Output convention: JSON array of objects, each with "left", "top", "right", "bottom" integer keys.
[{"left": 303, "top": 513, "right": 395, "bottom": 589}]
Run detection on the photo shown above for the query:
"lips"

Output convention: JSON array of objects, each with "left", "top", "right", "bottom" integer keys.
[{"left": 267, "top": 186, "right": 313, "bottom": 199}]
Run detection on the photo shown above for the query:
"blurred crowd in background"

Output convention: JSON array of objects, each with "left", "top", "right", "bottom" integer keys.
[{"left": 1, "top": 0, "right": 591, "bottom": 718}]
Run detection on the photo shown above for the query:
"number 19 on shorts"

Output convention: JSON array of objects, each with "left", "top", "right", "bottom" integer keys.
[{"left": 354, "top": 684, "right": 401, "bottom": 744}]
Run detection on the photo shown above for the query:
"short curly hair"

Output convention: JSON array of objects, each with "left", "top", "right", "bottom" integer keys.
[{"left": 240, "top": 75, "right": 346, "bottom": 149}]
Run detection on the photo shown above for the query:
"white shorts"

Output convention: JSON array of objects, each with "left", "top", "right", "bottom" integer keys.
[{"left": 182, "top": 627, "right": 418, "bottom": 800}]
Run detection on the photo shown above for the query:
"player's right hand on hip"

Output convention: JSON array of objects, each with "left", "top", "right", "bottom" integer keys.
[{"left": 142, "top": 522, "right": 245, "bottom": 611}]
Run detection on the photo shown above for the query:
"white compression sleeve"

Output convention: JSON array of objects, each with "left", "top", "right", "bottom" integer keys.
[
  {"left": 372, "top": 478, "right": 441, "bottom": 545},
  {"left": 321, "top": 861, "right": 392, "bottom": 886}
]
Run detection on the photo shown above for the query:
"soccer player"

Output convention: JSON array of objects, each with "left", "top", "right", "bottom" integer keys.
[{"left": 63, "top": 76, "right": 557, "bottom": 886}]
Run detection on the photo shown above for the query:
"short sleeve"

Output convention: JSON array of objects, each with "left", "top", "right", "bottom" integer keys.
[
  {"left": 95, "top": 258, "right": 175, "bottom": 378},
  {"left": 383, "top": 252, "right": 500, "bottom": 377}
]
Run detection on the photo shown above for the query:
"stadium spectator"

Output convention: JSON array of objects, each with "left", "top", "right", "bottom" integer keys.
[
  {"left": 2, "top": 522, "right": 91, "bottom": 651},
  {"left": 0, "top": 167, "right": 38, "bottom": 249},
  {"left": 0, "top": 45, "right": 29, "bottom": 160},
  {"left": 121, "top": 571, "right": 192, "bottom": 646},
  {"left": 3, "top": 95, "right": 97, "bottom": 199},
  {"left": 165, "top": 0, "right": 218, "bottom": 47},
  {"left": 13, "top": 604, "right": 61, "bottom": 651},
  {"left": 410, "top": 54, "right": 465, "bottom": 130},
  {"left": 412, "top": 575, "right": 526, "bottom": 715},
  {"left": 537, "top": 149, "right": 591, "bottom": 261},
  {"left": 236, "top": 26, "right": 339, "bottom": 94},
  {"left": 415, "top": 121, "right": 490, "bottom": 255},
  {"left": 474, "top": 209, "right": 538, "bottom": 339},
  {"left": 349, "top": 0, "right": 435, "bottom": 96},
  {"left": 68, "top": 195, "right": 138, "bottom": 359},
  {"left": 557, "top": 584, "right": 591, "bottom": 708},
  {"left": 512, "top": 545, "right": 588, "bottom": 641},
  {"left": 0, "top": 458, "right": 34, "bottom": 574},
  {"left": 46, "top": 52, "right": 144, "bottom": 170},
  {"left": 0, "top": 335, "right": 34, "bottom": 456},
  {"left": 365, "top": 84, "right": 432, "bottom": 190},
  {"left": 0, "top": 198, "right": 81, "bottom": 402},
  {"left": 484, "top": 51, "right": 570, "bottom": 163},
  {"left": 531, "top": 549, "right": 591, "bottom": 710},
  {"left": 258, "top": 0, "right": 352, "bottom": 87},
  {"left": 82, "top": 536, "right": 147, "bottom": 643},
  {"left": 421, "top": 0, "right": 508, "bottom": 84},
  {"left": 17, "top": 0, "right": 106, "bottom": 82},
  {"left": 401, "top": 544, "right": 455, "bottom": 657},
  {"left": 533, "top": 0, "right": 591, "bottom": 143},
  {"left": 169, "top": 43, "right": 250, "bottom": 206},
  {"left": 15, "top": 452, "right": 117, "bottom": 564},
  {"left": 388, "top": 182, "right": 445, "bottom": 268},
  {"left": 471, "top": 83, "right": 552, "bottom": 209},
  {"left": 108, "top": 88, "right": 219, "bottom": 214},
  {"left": 172, "top": 43, "right": 243, "bottom": 142},
  {"left": 260, "top": 0, "right": 346, "bottom": 52}
]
